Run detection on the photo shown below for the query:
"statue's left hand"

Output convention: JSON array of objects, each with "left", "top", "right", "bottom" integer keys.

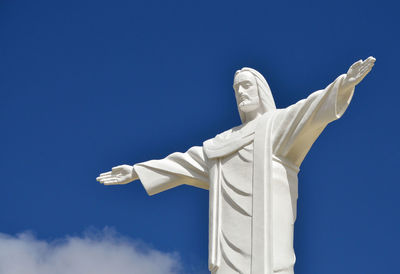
[
  {"left": 343, "top": 56, "right": 376, "bottom": 90},
  {"left": 96, "top": 165, "right": 138, "bottom": 185}
]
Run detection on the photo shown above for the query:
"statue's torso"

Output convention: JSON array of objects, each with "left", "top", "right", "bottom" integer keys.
[
  {"left": 219, "top": 142, "right": 253, "bottom": 274},
  {"left": 213, "top": 141, "right": 298, "bottom": 274}
]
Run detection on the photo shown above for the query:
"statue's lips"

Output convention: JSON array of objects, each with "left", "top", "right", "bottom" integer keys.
[
  {"left": 239, "top": 100, "right": 249, "bottom": 107},
  {"left": 239, "top": 95, "right": 249, "bottom": 103}
]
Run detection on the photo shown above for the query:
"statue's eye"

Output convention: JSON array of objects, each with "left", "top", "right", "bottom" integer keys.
[{"left": 243, "top": 83, "right": 251, "bottom": 88}]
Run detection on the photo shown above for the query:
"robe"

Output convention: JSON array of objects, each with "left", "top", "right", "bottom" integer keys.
[{"left": 133, "top": 74, "right": 354, "bottom": 274}]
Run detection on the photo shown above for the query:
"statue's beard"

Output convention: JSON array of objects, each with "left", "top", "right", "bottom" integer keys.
[{"left": 238, "top": 100, "right": 259, "bottom": 112}]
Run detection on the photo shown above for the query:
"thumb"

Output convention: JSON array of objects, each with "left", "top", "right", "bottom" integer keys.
[{"left": 112, "top": 165, "right": 124, "bottom": 172}]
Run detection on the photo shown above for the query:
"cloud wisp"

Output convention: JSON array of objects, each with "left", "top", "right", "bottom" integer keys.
[{"left": 0, "top": 228, "right": 181, "bottom": 274}]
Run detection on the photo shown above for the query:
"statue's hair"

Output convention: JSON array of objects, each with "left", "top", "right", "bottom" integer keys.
[{"left": 234, "top": 67, "right": 276, "bottom": 123}]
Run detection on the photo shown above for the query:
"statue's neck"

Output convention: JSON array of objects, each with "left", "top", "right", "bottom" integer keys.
[{"left": 244, "top": 110, "right": 263, "bottom": 123}]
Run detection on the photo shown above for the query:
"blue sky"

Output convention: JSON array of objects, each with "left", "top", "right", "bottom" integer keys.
[{"left": 0, "top": 0, "right": 399, "bottom": 273}]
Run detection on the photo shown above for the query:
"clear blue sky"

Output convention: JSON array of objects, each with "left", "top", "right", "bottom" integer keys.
[{"left": 1, "top": 0, "right": 399, "bottom": 273}]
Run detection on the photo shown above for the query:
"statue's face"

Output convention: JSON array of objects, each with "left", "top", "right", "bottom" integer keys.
[{"left": 234, "top": 71, "right": 260, "bottom": 113}]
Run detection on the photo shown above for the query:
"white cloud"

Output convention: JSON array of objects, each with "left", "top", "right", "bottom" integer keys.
[{"left": 0, "top": 228, "right": 181, "bottom": 274}]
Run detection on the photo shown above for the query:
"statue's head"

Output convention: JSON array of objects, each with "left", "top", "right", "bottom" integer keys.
[{"left": 233, "top": 68, "right": 276, "bottom": 123}]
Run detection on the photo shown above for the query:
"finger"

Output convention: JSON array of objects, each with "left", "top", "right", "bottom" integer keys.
[
  {"left": 361, "top": 63, "right": 374, "bottom": 72},
  {"left": 362, "top": 64, "right": 373, "bottom": 71},
  {"left": 358, "top": 69, "right": 370, "bottom": 78},
  {"left": 112, "top": 165, "right": 124, "bottom": 172},
  {"left": 359, "top": 64, "right": 371, "bottom": 71},
  {"left": 103, "top": 176, "right": 118, "bottom": 182},
  {"left": 358, "top": 68, "right": 372, "bottom": 79},
  {"left": 97, "top": 175, "right": 113, "bottom": 181},
  {"left": 100, "top": 171, "right": 111, "bottom": 176},
  {"left": 100, "top": 175, "right": 117, "bottom": 182},
  {"left": 353, "top": 59, "right": 363, "bottom": 66},
  {"left": 362, "top": 60, "right": 374, "bottom": 68},
  {"left": 363, "top": 68, "right": 372, "bottom": 76},
  {"left": 350, "top": 60, "right": 362, "bottom": 71},
  {"left": 365, "top": 56, "right": 376, "bottom": 63},
  {"left": 103, "top": 178, "right": 119, "bottom": 185},
  {"left": 97, "top": 174, "right": 114, "bottom": 179},
  {"left": 98, "top": 176, "right": 115, "bottom": 183},
  {"left": 363, "top": 57, "right": 376, "bottom": 66},
  {"left": 366, "top": 57, "right": 375, "bottom": 64},
  {"left": 365, "top": 59, "right": 375, "bottom": 66},
  {"left": 360, "top": 62, "right": 374, "bottom": 72}
]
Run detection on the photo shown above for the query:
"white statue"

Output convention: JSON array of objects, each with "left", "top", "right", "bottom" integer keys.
[{"left": 97, "top": 57, "right": 375, "bottom": 274}]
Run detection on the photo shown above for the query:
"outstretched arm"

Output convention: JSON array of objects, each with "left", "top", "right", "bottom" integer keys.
[
  {"left": 97, "top": 146, "right": 209, "bottom": 195},
  {"left": 273, "top": 57, "right": 375, "bottom": 167}
]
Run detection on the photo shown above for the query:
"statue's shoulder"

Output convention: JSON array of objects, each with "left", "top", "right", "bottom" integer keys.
[{"left": 204, "top": 124, "right": 243, "bottom": 144}]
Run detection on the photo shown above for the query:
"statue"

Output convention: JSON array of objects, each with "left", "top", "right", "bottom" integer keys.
[{"left": 96, "top": 57, "right": 375, "bottom": 274}]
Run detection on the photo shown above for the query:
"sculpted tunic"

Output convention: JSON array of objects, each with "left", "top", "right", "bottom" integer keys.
[{"left": 134, "top": 74, "right": 354, "bottom": 274}]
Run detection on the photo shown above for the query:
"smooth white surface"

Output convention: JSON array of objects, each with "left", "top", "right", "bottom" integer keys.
[{"left": 97, "top": 57, "right": 375, "bottom": 274}]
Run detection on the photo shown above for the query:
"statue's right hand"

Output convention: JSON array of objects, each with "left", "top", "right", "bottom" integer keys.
[
  {"left": 343, "top": 56, "right": 375, "bottom": 90},
  {"left": 96, "top": 165, "right": 138, "bottom": 185}
]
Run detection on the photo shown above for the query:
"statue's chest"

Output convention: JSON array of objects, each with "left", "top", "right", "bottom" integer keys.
[{"left": 220, "top": 142, "right": 254, "bottom": 196}]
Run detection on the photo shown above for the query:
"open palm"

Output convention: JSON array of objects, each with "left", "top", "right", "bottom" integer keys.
[
  {"left": 344, "top": 56, "right": 375, "bottom": 89},
  {"left": 96, "top": 165, "right": 137, "bottom": 185}
]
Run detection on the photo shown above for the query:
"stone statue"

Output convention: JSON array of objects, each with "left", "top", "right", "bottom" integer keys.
[{"left": 97, "top": 57, "right": 375, "bottom": 274}]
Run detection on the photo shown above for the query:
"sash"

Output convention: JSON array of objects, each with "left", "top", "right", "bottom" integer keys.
[
  {"left": 203, "top": 118, "right": 258, "bottom": 159},
  {"left": 204, "top": 111, "right": 277, "bottom": 273},
  {"left": 252, "top": 111, "right": 276, "bottom": 274}
]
